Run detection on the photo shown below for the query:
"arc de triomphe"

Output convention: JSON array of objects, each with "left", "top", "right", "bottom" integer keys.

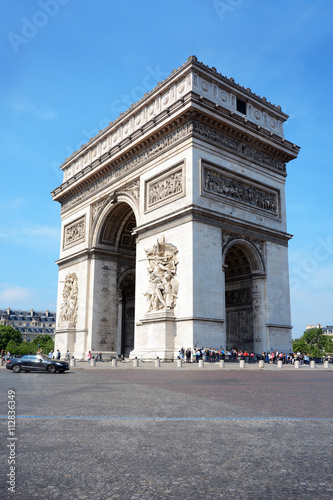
[{"left": 52, "top": 56, "right": 299, "bottom": 359}]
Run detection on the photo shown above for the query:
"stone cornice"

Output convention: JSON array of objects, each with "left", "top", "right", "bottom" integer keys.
[
  {"left": 134, "top": 204, "right": 293, "bottom": 247},
  {"left": 52, "top": 57, "right": 300, "bottom": 200},
  {"left": 56, "top": 246, "right": 133, "bottom": 269},
  {"left": 54, "top": 116, "right": 296, "bottom": 211}
]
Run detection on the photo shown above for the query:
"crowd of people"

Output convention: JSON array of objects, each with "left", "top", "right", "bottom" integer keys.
[{"left": 177, "top": 347, "right": 313, "bottom": 364}]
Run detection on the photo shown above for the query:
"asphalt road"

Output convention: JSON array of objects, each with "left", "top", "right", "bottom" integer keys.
[{"left": 0, "top": 364, "right": 332, "bottom": 499}]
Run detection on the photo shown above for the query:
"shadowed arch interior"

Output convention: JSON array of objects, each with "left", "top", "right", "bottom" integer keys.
[
  {"left": 98, "top": 202, "right": 137, "bottom": 356},
  {"left": 225, "top": 243, "right": 255, "bottom": 352},
  {"left": 100, "top": 203, "right": 136, "bottom": 253}
]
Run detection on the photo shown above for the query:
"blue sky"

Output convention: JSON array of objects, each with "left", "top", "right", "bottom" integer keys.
[{"left": 1, "top": 0, "right": 332, "bottom": 338}]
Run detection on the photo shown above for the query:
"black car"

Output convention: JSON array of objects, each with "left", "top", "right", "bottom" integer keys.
[{"left": 6, "top": 354, "right": 69, "bottom": 374}]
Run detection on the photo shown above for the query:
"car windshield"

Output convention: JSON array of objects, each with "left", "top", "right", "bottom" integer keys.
[{"left": 36, "top": 354, "right": 50, "bottom": 361}]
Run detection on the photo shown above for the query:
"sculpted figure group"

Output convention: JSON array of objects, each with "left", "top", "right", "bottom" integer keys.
[
  {"left": 144, "top": 236, "right": 179, "bottom": 312},
  {"left": 59, "top": 272, "right": 78, "bottom": 323},
  {"left": 204, "top": 169, "right": 277, "bottom": 214}
]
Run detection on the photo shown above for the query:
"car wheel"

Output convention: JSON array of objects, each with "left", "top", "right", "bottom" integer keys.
[
  {"left": 47, "top": 365, "right": 56, "bottom": 374},
  {"left": 12, "top": 365, "right": 21, "bottom": 373}
]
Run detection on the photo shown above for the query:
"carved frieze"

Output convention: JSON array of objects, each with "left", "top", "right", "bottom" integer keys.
[
  {"left": 61, "top": 120, "right": 285, "bottom": 212},
  {"left": 59, "top": 272, "right": 78, "bottom": 324},
  {"left": 62, "top": 122, "right": 193, "bottom": 211},
  {"left": 203, "top": 164, "right": 278, "bottom": 216},
  {"left": 145, "top": 163, "right": 185, "bottom": 211},
  {"left": 91, "top": 199, "right": 107, "bottom": 225},
  {"left": 63, "top": 217, "right": 85, "bottom": 249},
  {"left": 193, "top": 122, "right": 285, "bottom": 172},
  {"left": 226, "top": 288, "right": 252, "bottom": 306},
  {"left": 121, "top": 179, "right": 140, "bottom": 201}
]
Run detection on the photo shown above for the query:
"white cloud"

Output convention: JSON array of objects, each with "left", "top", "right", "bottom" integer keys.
[
  {"left": 11, "top": 99, "right": 57, "bottom": 121},
  {"left": 22, "top": 225, "right": 60, "bottom": 240},
  {"left": 0, "top": 286, "right": 33, "bottom": 308},
  {"left": 0, "top": 224, "right": 60, "bottom": 245}
]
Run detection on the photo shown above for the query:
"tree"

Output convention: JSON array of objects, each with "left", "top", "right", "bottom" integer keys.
[
  {"left": 30, "top": 335, "right": 54, "bottom": 355},
  {"left": 293, "top": 328, "right": 331, "bottom": 357},
  {"left": 0, "top": 326, "right": 22, "bottom": 351}
]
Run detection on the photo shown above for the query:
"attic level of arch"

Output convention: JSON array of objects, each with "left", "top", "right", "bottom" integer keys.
[{"left": 53, "top": 106, "right": 299, "bottom": 211}]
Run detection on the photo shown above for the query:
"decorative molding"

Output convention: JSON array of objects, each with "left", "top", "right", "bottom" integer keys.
[
  {"left": 222, "top": 231, "right": 265, "bottom": 275},
  {"left": 60, "top": 119, "right": 286, "bottom": 212},
  {"left": 61, "top": 122, "right": 193, "bottom": 211},
  {"left": 145, "top": 163, "right": 185, "bottom": 212},
  {"left": 222, "top": 231, "right": 264, "bottom": 253},
  {"left": 203, "top": 163, "right": 278, "bottom": 216},
  {"left": 193, "top": 122, "right": 286, "bottom": 172},
  {"left": 91, "top": 198, "right": 107, "bottom": 225},
  {"left": 63, "top": 216, "right": 85, "bottom": 249},
  {"left": 121, "top": 179, "right": 140, "bottom": 202}
]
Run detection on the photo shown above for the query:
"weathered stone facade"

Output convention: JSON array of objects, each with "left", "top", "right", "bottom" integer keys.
[{"left": 52, "top": 56, "right": 299, "bottom": 358}]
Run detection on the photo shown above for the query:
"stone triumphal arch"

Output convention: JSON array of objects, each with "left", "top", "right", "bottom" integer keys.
[{"left": 52, "top": 56, "right": 299, "bottom": 359}]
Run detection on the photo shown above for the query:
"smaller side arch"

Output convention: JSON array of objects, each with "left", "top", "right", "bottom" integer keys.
[
  {"left": 222, "top": 238, "right": 265, "bottom": 275},
  {"left": 91, "top": 195, "right": 139, "bottom": 250}
]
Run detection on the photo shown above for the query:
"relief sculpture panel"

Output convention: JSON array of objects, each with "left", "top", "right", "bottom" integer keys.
[
  {"left": 59, "top": 273, "right": 78, "bottom": 324},
  {"left": 145, "top": 164, "right": 185, "bottom": 211},
  {"left": 203, "top": 163, "right": 278, "bottom": 215},
  {"left": 63, "top": 217, "right": 85, "bottom": 249}
]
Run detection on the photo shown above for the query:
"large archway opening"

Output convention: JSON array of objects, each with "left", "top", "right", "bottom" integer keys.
[
  {"left": 225, "top": 244, "right": 254, "bottom": 352},
  {"left": 98, "top": 202, "right": 136, "bottom": 356}
]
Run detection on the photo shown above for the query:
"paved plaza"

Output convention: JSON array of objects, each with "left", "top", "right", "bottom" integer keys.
[{"left": 0, "top": 362, "right": 332, "bottom": 499}]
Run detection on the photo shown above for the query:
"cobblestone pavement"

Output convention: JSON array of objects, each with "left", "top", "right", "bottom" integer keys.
[{"left": 0, "top": 364, "right": 332, "bottom": 499}]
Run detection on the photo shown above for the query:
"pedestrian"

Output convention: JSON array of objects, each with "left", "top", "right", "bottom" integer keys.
[
  {"left": 56, "top": 349, "right": 61, "bottom": 359},
  {"left": 86, "top": 351, "right": 92, "bottom": 364},
  {"left": 186, "top": 348, "right": 191, "bottom": 363},
  {"left": 65, "top": 350, "right": 70, "bottom": 360}
]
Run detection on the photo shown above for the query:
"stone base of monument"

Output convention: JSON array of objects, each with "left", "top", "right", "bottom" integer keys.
[
  {"left": 258, "top": 360, "right": 264, "bottom": 369},
  {"left": 131, "top": 310, "right": 176, "bottom": 360},
  {"left": 239, "top": 360, "right": 245, "bottom": 368}
]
